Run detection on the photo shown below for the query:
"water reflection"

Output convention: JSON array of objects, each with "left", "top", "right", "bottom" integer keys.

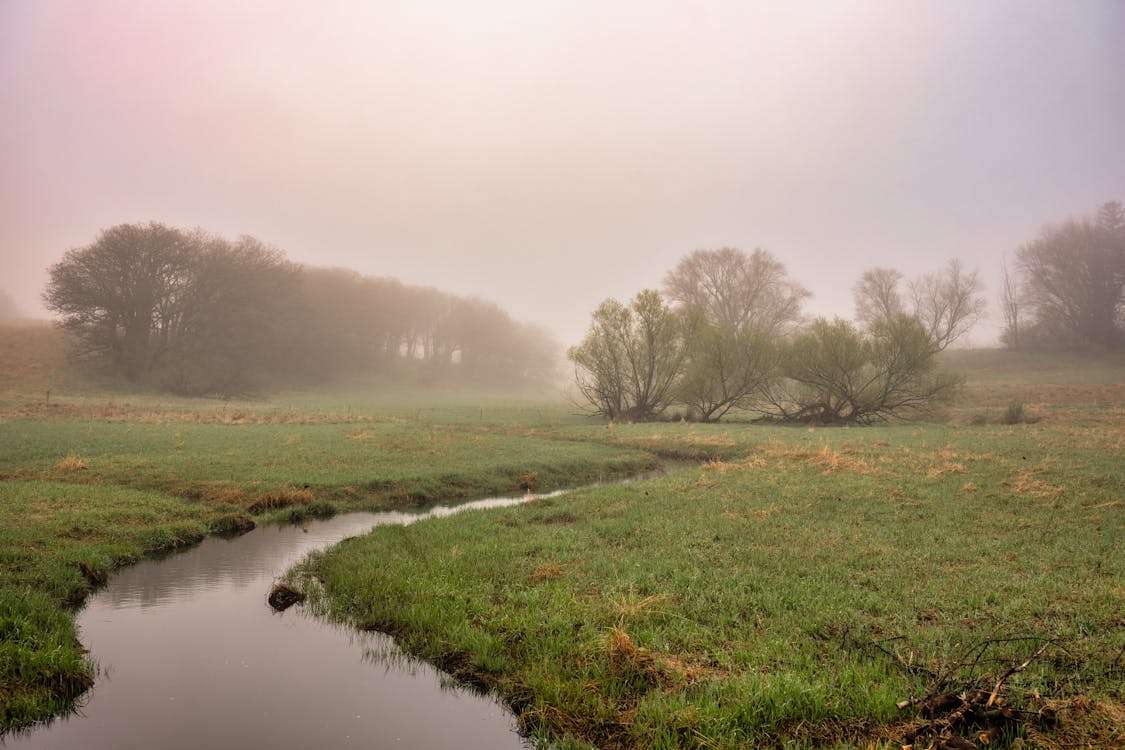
[{"left": 3, "top": 493, "right": 555, "bottom": 749}]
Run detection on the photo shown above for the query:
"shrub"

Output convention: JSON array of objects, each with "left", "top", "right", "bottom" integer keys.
[{"left": 1002, "top": 401, "right": 1027, "bottom": 425}]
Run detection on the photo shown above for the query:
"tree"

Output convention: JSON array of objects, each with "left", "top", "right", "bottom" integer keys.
[
  {"left": 1017, "top": 201, "right": 1125, "bottom": 349},
  {"left": 676, "top": 316, "right": 778, "bottom": 422},
  {"left": 569, "top": 290, "right": 689, "bottom": 420},
  {"left": 998, "top": 254, "right": 1023, "bottom": 349},
  {"left": 909, "top": 259, "right": 987, "bottom": 352},
  {"left": 663, "top": 248, "right": 808, "bottom": 336},
  {"left": 663, "top": 247, "right": 805, "bottom": 420},
  {"left": 44, "top": 223, "right": 559, "bottom": 393},
  {"left": 44, "top": 223, "right": 200, "bottom": 380},
  {"left": 853, "top": 260, "right": 985, "bottom": 352},
  {"left": 763, "top": 316, "right": 962, "bottom": 424},
  {"left": 155, "top": 236, "right": 300, "bottom": 396},
  {"left": 853, "top": 268, "right": 904, "bottom": 328}
]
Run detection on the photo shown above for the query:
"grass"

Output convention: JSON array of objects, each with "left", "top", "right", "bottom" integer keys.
[
  {"left": 0, "top": 343, "right": 1123, "bottom": 745},
  {"left": 0, "top": 420, "right": 655, "bottom": 513},
  {"left": 0, "top": 407, "right": 651, "bottom": 730},
  {"left": 299, "top": 420, "right": 1124, "bottom": 749},
  {"left": 0, "top": 481, "right": 219, "bottom": 729}
]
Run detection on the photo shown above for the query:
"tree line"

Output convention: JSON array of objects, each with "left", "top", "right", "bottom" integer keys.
[
  {"left": 569, "top": 248, "right": 984, "bottom": 424},
  {"left": 570, "top": 199, "right": 1123, "bottom": 424},
  {"left": 44, "top": 223, "right": 557, "bottom": 395},
  {"left": 998, "top": 201, "right": 1125, "bottom": 351}
]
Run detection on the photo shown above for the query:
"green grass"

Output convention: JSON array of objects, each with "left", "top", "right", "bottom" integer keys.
[
  {"left": 0, "top": 420, "right": 655, "bottom": 512},
  {"left": 300, "top": 421, "right": 1124, "bottom": 749},
  {"left": 0, "top": 481, "right": 219, "bottom": 729}
]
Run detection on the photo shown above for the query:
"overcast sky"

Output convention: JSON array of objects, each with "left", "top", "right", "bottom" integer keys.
[{"left": 3, "top": 0, "right": 1123, "bottom": 344}]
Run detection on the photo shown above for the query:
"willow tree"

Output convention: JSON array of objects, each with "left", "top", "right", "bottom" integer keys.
[
  {"left": 663, "top": 247, "right": 805, "bottom": 420},
  {"left": 764, "top": 316, "right": 962, "bottom": 424},
  {"left": 677, "top": 318, "right": 778, "bottom": 422},
  {"left": 568, "top": 290, "right": 689, "bottom": 421}
]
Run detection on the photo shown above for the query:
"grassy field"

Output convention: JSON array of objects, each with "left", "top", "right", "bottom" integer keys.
[
  {"left": 0, "top": 334, "right": 1122, "bottom": 746},
  {"left": 0, "top": 420, "right": 654, "bottom": 513},
  {"left": 299, "top": 420, "right": 1124, "bottom": 749}
]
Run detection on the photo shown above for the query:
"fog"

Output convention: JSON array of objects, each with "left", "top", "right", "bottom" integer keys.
[{"left": 2, "top": 0, "right": 1123, "bottom": 345}]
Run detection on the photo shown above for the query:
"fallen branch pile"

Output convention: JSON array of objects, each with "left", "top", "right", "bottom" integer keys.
[{"left": 841, "top": 630, "right": 1069, "bottom": 749}]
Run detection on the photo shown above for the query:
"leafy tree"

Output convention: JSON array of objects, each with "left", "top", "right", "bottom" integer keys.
[
  {"left": 155, "top": 236, "right": 299, "bottom": 396},
  {"left": 568, "top": 290, "right": 689, "bottom": 421},
  {"left": 44, "top": 223, "right": 559, "bottom": 394},
  {"left": 663, "top": 247, "right": 805, "bottom": 420},
  {"left": 44, "top": 223, "right": 200, "bottom": 380},
  {"left": 677, "top": 316, "right": 778, "bottom": 422},
  {"left": 763, "top": 316, "right": 962, "bottom": 424}
]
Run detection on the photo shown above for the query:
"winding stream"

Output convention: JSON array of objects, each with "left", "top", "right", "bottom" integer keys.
[{"left": 5, "top": 491, "right": 571, "bottom": 749}]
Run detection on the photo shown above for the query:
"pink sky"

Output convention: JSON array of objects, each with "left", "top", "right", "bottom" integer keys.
[{"left": 3, "top": 0, "right": 1123, "bottom": 343}]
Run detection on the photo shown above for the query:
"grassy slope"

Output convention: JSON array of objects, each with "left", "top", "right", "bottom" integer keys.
[{"left": 303, "top": 421, "right": 1124, "bottom": 749}]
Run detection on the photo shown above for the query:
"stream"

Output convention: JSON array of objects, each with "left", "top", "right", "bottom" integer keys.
[{"left": 3, "top": 491, "right": 575, "bottom": 749}]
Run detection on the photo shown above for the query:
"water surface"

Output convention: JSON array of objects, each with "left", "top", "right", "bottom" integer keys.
[{"left": 5, "top": 494, "right": 554, "bottom": 750}]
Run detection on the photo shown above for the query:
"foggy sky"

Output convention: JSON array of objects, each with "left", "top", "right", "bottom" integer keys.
[{"left": 3, "top": 1, "right": 1124, "bottom": 344}]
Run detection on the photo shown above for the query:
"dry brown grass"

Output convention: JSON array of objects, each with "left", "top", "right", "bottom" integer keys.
[
  {"left": 610, "top": 591, "right": 673, "bottom": 624},
  {"left": 246, "top": 487, "right": 315, "bottom": 513},
  {"left": 529, "top": 562, "right": 564, "bottom": 582},
  {"left": 0, "top": 400, "right": 383, "bottom": 425},
  {"left": 1023, "top": 697, "right": 1125, "bottom": 750},
  {"left": 53, "top": 453, "right": 88, "bottom": 472},
  {"left": 607, "top": 627, "right": 717, "bottom": 687},
  {"left": 1008, "top": 470, "right": 1065, "bottom": 499},
  {"left": 961, "top": 382, "right": 1125, "bottom": 408}
]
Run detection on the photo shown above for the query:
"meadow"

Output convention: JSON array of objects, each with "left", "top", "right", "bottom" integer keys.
[{"left": 0, "top": 328, "right": 1121, "bottom": 747}]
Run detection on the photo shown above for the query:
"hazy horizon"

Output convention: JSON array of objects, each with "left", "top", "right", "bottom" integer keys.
[{"left": 3, "top": 0, "right": 1124, "bottom": 345}]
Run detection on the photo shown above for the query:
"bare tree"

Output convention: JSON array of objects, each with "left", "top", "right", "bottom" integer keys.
[
  {"left": 908, "top": 259, "right": 986, "bottom": 352},
  {"left": 1017, "top": 201, "right": 1125, "bottom": 349},
  {"left": 853, "top": 268, "right": 904, "bottom": 327},
  {"left": 998, "top": 254, "right": 1023, "bottom": 349},
  {"left": 568, "top": 290, "right": 689, "bottom": 421},
  {"left": 663, "top": 248, "right": 808, "bottom": 336},
  {"left": 854, "top": 260, "right": 985, "bottom": 352}
]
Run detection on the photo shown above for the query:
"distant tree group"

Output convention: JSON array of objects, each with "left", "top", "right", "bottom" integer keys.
[
  {"left": 570, "top": 247, "right": 982, "bottom": 424},
  {"left": 45, "top": 223, "right": 556, "bottom": 395},
  {"left": 1000, "top": 201, "right": 1125, "bottom": 351}
]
